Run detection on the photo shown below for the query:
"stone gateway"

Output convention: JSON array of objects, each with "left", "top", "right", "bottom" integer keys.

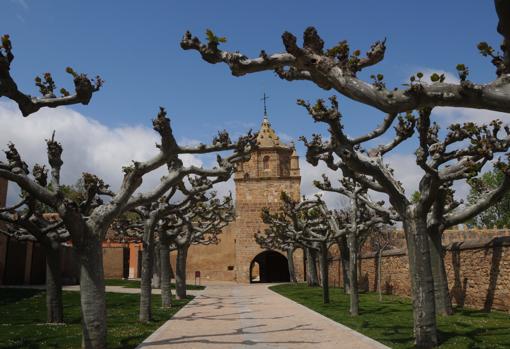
[{"left": 175, "top": 115, "right": 305, "bottom": 283}]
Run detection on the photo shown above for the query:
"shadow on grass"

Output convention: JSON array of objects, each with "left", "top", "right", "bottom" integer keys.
[
  {"left": 0, "top": 288, "right": 192, "bottom": 349},
  {"left": 270, "top": 283, "right": 510, "bottom": 349},
  {"left": 0, "top": 288, "right": 44, "bottom": 305}
]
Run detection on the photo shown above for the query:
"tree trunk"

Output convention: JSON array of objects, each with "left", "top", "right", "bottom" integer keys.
[
  {"left": 377, "top": 248, "right": 383, "bottom": 302},
  {"left": 306, "top": 247, "right": 319, "bottom": 287},
  {"left": 319, "top": 243, "right": 330, "bottom": 304},
  {"left": 77, "top": 238, "right": 107, "bottom": 349},
  {"left": 338, "top": 237, "right": 350, "bottom": 294},
  {"left": 160, "top": 242, "right": 172, "bottom": 308},
  {"left": 428, "top": 226, "right": 453, "bottom": 316},
  {"left": 286, "top": 247, "right": 297, "bottom": 283},
  {"left": 139, "top": 228, "right": 155, "bottom": 323},
  {"left": 152, "top": 241, "right": 161, "bottom": 289},
  {"left": 403, "top": 208, "right": 438, "bottom": 348},
  {"left": 44, "top": 244, "right": 64, "bottom": 323},
  {"left": 347, "top": 232, "right": 359, "bottom": 316},
  {"left": 176, "top": 245, "right": 188, "bottom": 300}
]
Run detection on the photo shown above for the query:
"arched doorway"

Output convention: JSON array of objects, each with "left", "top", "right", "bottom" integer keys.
[{"left": 249, "top": 250, "right": 290, "bottom": 283}]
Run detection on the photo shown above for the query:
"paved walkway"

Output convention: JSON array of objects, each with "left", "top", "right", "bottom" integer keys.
[{"left": 137, "top": 283, "right": 389, "bottom": 349}]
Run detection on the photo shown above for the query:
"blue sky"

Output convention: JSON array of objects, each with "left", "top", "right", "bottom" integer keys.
[{"left": 1, "top": 0, "right": 507, "bottom": 205}]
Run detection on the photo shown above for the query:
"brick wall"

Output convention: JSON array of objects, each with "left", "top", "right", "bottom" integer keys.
[{"left": 337, "top": 232, "right": 510, "bottom": 312}]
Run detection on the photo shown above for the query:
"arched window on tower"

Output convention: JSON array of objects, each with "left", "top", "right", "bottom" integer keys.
[{"left": 263, "top": 156, "right": 270, "bottom": 171}]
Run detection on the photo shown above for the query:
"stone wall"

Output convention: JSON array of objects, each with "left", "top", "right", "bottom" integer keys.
[
  {"left": 235, "top": 177, "right": 303, "bottom": 283},
  {"left": 103, "top": 246, "right": 126, "bottom": 279},
  {"left": 347, "top": 234, "right": 510, "bottom": 312},
  {"left": 178, "top": 224, "right": 237, "bottom": 283}
]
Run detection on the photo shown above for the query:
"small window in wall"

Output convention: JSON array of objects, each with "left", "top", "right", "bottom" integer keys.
[
  {"left": 227, "top": 265, "right": 234, "bottom": 271},
  {"left": 263, "top": 156, "right": 270, "bottom": 170}
]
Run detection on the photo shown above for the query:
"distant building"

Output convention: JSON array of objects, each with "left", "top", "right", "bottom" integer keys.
[{"left": 0, "top": 179, "right": 78, "bottom": 285}]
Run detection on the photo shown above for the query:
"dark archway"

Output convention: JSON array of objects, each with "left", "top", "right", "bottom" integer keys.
[{"left": 250, "top": 250, "right": 290, "bottom": 283}]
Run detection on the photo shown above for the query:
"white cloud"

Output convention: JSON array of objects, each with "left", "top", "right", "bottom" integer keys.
[
  {"left": 384, "top": 153, "right": 421, "bottom": 197},
  {"left": 407, "top": 68, "right": 510, "bottom": 125},
  {"left": 433, "top": 107, "right": 510, "bottom": 125},
  {"left": 0, "top": 102, "right": 203, "bottom": 205},
  {"left": 299, "top": 158, "right": 347, "bottom": 209}
]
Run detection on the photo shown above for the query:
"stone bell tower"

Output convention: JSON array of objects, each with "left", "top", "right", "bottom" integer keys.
[{"left": 234, "top": 115, "right": 302, "bottom": 283}]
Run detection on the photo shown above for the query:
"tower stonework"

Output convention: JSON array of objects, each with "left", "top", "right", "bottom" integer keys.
[
  {"left": 234, "top": 117, "right": 302, "bottom": 283},
  {"left": 179, "top": 116, "right": 304, "bottom": 283}
]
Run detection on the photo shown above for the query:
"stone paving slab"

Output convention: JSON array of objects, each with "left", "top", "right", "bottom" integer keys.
[{"left": 137, "top": 283, "right": 390, "bottom": 349}]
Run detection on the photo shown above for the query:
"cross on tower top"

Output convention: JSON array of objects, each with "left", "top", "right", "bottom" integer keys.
[{"left": 261, "top": 93, "right": 269, "bottom": 116}]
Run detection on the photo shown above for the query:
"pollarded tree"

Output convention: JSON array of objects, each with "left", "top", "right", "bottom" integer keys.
[
  {"left": 181, "top": 3, "right": 510, "bottom": 344},
  {"left": 314, "top": 175, "right": 394, "bottom": 315},
  {"left": 116, "top": 175, "right": 225, "bottom": 321},
  {"left": 181, "top": 1, "right": 510, "bottom": 114},
  {"left": 160, "top": 191, "right": 235, "bottom": 300},
  {"left": 0, "top": 35, "right": 102, "bottom": 116},
  {"left": 299, "top": 101, "right": 510, "bottom": 341},
  {"left": 0, "top": 108, "right": 256, "bottom": 349},
  {"left": 0, "top": 189, "right": 69, "bottom": 323},
  {"left": 260, "top": 192, "right": 341, "bottom": 303}
]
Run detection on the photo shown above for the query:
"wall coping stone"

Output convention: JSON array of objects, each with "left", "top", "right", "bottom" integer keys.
[{"left": 353, "top": 235, "right": 510, "bottom": 260}]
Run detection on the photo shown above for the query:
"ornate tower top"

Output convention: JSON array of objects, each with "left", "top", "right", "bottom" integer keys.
[
  {"left": 256, "top": 116, "right": 284, "bottom": 148},
  {"left": 235, "top": 112, "right": 300, "bottom": 182}
]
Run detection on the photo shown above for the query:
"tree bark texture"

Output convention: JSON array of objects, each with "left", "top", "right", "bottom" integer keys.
[
  {"left": 319, "top": 243, "right": 330, "bottom": 304},
  {"left": 287, "top": 247, "right": 297, "bottom": 283},
  {"left": 152, "top": 241, "right": 161, "bottom": 289},
  {"left": 306, "top": 247, "right": 319, "bottom": 287},
  {"left": 428, "top": 227, "right": 453, "bottom": 316},
  {"left": 403, "top": 209, "right": 438, "bottom": 348},
  {"left": 44, "top": 244, "right": 64, "bottom": 323},
  {"left": 139, "top": 230, "right": 155, "bottom": 323},
  {"left": 347, "top": 233, "right": 359, "bottom": 316},
  {"left": 77, "top": 238, "right": 107, "bottom": 349},
  {"left": 338, "top": 237, "right": 350, "bottom": 294},
  {"left": 160, "top": 243, "right": 172, "bottom": 308},
  {"left": 176, "top": 245, "right": 188, "bottom": 300},
  {"left": 377, "top": 249, "right": 383, "bottom": 302}
]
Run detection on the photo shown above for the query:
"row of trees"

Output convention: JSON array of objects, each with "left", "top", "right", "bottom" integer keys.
[
  {"left": 182, "top": 1, "right": 510, "bottom": 346},
  {"left": 1, "top": 2, "right": 510, "bottom": 347},
  {"left": 0, "top": 35, "right": 256, "bottom": 348},
  {"left": 113, "top": 183, "right": 234, "bottom": 321},
  {"left": 256, "top": 176, "right": 393, "bottom": 314}
]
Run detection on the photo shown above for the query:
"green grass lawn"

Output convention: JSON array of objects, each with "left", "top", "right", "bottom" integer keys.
[
  {"left": 270, "top": 284, "right": 510, "bottom": 349},
  {"left": 105, "top": 278, "right": 206, "bottom": 290},
  {"left": 0, "top": 288, "right": 192, "bottom": 349}
]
